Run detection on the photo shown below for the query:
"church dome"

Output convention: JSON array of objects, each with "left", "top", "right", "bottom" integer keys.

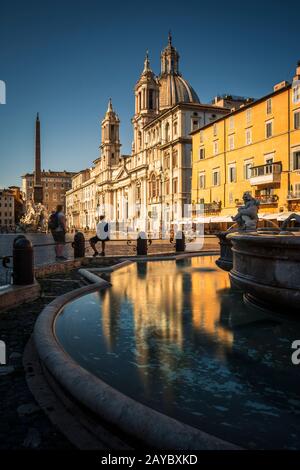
[
  {"left": 158, "top": 33, "right": 200, "bottom": 110},
  {"left": 159, "top": 74, "right": 200, "bottom": 110}
]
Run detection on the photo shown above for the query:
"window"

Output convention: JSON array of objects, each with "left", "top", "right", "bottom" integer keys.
[
  {"left": 293, "top": 151, "right": 300, "bottom": 170},
  {"left": 172, "top": 151, "right": 177, "bottom": 167},
  {"left": 212, "top": 169, "right": 220, "bottom": 186},
  {"left": 266, "top": 98, "right": 272, "bottom": 114},
  {"left": 198, "top": 173, "right": 205, "bottom": 189},
  {"left": 228, "top": 164, "right": 236, "bottom": 183},
  {"left": 266, "top": 120, "right": 273, "bottom": 138},
  {"left": 294, "top": 111, "right": 300, "bottom": 129},
  {"left": 149, "top": 89, "right": 154, "bottom": 110},
  {"left": 244, "top": 161, "right": 253, "bottom": 179},
  {"left": 245, "top": 128, "right": 252, "bottom": 145},
  {"left": 213, "top": 141, "right": 219, "bottom": 155},
  {"left": 164, "top": 153, "right": 170, "bottom": 169},
  {"left": 265, "top": 152, "right": 274, "bottom": 164},
  {"left": 173, "top": 121, "right": 178, "bottom": 136},
  {"left": 165, "top": 180, "right": 170, "bottom": 195},
  {"left": 173, "top": 178, "right": 178, "bottom": 194},
  {"left": 293, "top": 83, "right": 300, "bottom": 104},
  {"left": 165, "top": 122, "right": 170, "bottom": 142},
  {"left": 246, "top": 108, "right": 252, "bottom": 125},
  {"left": 150, "top": 174, "right": 156, "bottom": 198},
  {"left": 228, "top": 135, "right": 235, "bottom": 150},
  {"left": 293, "top": 183, "right": 300, "bottom": 197},
  {"left": 199, "top": 147, "right": 205, "bottom": 160},
  {"left": 110, "top": 125, "right": 115, "bottom": 140},
  {"left": 229, "top": 116, "right": 234, "bottom": 131},
  {"left": 213, "top": 123, "right": 217, "bottom": 137},
  {"left": 200, "top": 130, "right": 204, "bottom": 143},
  {"left": 192, "top": 120, "right": 199, "bottom": 131}
]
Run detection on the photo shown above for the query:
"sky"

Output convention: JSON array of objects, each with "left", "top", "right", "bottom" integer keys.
[{"left": 0, "top": 0, "right": 299, "bottom": 188}]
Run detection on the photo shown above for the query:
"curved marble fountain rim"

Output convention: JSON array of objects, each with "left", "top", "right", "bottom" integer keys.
[{"left": 34, "top": 261, "right": 239, "bottom": 450}]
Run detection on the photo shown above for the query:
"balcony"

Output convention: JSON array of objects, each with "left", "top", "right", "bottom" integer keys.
[
  {"left": 250, "top": 162, "right": 282, "bottom": 186},
  {"left": 235, "top": 194, "right": 279, "bottom": 206},
  {"left": 256, "top": 194, "right": 279, "bottom": 205}
]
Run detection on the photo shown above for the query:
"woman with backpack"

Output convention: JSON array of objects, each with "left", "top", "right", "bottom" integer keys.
[{"left": 48, "top": 205, "right": 67, "bottom": 261}]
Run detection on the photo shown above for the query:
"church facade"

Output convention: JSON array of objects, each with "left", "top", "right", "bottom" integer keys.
[{"left": 66, "top": 35, "right": 237, "bottom": 235}]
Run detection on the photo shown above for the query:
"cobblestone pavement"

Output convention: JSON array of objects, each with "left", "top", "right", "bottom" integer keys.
[{"left": 0, "top": 263, "right": 118, "bottom": 450}]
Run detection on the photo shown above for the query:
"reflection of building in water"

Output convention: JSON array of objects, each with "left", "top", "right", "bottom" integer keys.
[
  {"left": 190, "top": 256, "right": 233, "bottom": 360},
  {"left": 101, "top": 261, "right": 184, "bottom": 369},
  {"left": 100, "top": 257, "right": 233, "bottom": 376}
]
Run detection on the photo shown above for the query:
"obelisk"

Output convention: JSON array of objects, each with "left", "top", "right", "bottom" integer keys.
[{"left": 33, "top": 113, "right": 43, "bottom": 204}]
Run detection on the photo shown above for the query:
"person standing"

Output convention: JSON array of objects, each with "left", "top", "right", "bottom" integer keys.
[
  {"left": 48, "top": 204, "right": 67, "bottom": 261},
  {"left": 89, "top": 215, "right": 109, "bottom": 257}
]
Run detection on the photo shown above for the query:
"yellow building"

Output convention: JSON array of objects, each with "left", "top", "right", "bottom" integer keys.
[{"left": 191, "top": 61, "right": 300, "bottom": 225}]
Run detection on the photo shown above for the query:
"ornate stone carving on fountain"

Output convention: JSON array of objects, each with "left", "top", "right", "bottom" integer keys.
[
  {"left": 18, "top": 200, "right": 48, "bottom": 232},
  {"left": 216, "top": 192, "right": 260, "bottom": 272}
]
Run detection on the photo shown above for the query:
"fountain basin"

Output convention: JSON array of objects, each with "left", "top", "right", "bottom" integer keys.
[
  {"left": 32, "top": 257, "right": 300, "bottom": 449},
  {"left": 229, "top": 233, "right": 300, "bottom": 311}
]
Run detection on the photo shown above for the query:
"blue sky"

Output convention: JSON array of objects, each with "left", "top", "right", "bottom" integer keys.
[{"left": 0, "top": 0, "right": 299, "bottom": 187}]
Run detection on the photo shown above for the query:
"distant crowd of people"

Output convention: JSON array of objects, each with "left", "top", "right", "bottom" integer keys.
[{"left": 48, "top": 205, "right": 109, "bottom": 261}]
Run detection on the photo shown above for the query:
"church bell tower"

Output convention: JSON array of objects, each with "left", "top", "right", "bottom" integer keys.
[{"left": 100, "top": 98, "right": 121, "bottom": 167}]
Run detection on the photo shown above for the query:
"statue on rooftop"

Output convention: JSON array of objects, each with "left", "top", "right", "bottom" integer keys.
[{"left": 231, "top": 191, "right": 260, "bottom": 231}]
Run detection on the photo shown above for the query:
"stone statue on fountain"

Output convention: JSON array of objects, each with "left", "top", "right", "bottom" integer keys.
[
  {"left": 18, "top": 200, "right": 49, "bottom": 232},
  {"left": 230, "top": 191, "right": 260, "bottom": 231}
]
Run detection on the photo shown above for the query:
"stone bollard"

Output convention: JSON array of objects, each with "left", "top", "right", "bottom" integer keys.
[
  {"left": 136, "top": 231, "right": 148, "bottom": 256},
  {"left": 13, "top": 236, "right": 34, "bottom": 285},
  {"left": 72, "top": 231, "right": 85, "bottom": 258},
  {"left": 175, "top": 231, "right": 186, "bottom": 252}
]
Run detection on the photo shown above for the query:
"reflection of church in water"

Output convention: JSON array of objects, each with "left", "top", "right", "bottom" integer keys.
[
  {"left": 66, "top": 34, "right": 229, "bottom": 232},
  {"left": 99, "top": 258, "right": 233, "bottom": 380}
]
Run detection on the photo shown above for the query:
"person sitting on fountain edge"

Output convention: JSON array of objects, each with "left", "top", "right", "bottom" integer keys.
[
  {"left": 48, "top": 204, "right": 67, "bottom": 261},
  {"left": 89, "top": 215, "right": 109, "bottom": 257}
]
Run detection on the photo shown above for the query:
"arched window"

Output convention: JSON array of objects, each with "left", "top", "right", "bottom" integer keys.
[
  {"left": 138, "top": 131, "right": 142, "bottom": 149},
  {"left": 173, "top": 121, "right": 178, "bottom": 136},
  {"left": 165, "top": 122, "right": 170, "bottom": 142}
]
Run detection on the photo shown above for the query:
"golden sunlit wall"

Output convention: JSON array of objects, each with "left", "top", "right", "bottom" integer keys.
[{"left": 192, "top": 66, "right": 300, "bottom": 216}]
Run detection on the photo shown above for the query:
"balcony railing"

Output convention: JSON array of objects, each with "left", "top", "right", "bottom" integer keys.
[
  {"left": 250, "top": 162, "right": 282, "bottom": 186},
  {"left": 256, "top": 194, "right": 279, "bottom": 205}
]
